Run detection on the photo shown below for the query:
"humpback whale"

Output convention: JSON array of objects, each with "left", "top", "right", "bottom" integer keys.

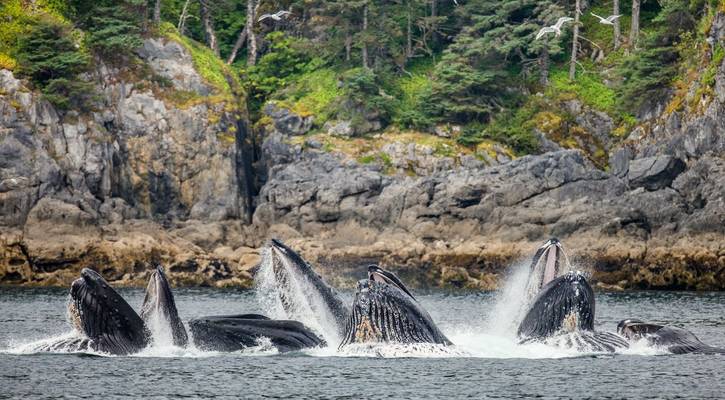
[
  {"left": 258, "top": 239, "right": 350, "bottom": 338},
  {"left": 617, "top": 319, "right": 725, "bottom": 355},
  {"left": 339, "top": 265, "right": 451, "bottom": 348},
  {"left": 68, "top": 268, "right": 150, "bottom": 355},
  {"left": 140, "top": 266, "right": 188, "bottom": 347},
  {"left": 32, "top": 267, "right": 188, "bottom": 354},
  {"left": 189, "top": 314, "right": 324, "bottom": 352},
  {"left": 517, "top": 271, "right": 628, "bottom": 352}
]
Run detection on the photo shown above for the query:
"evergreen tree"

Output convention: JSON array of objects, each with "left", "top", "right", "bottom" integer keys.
[
  {"left": 16, "top": 17, "right": 94, "bottom": 110},
  {"left": 427, "top": 0, "right": 565, "bottom": 123},
  {"left": 71, "top": 0, "right": 145, "bottom": 59},
  {"left": 617, "top": 0, "right": 698, "bottom": 111}
]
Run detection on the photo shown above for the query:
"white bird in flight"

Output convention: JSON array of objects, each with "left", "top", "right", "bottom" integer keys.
[
  {"left": 535, "top": 17, "right": 574, "bottom": 40},
  {"left": 258, "top": 10, "right": 291, "bottom": 22},
  {"left": 591, "top": 13, "right": 621, "bottom": 25}
]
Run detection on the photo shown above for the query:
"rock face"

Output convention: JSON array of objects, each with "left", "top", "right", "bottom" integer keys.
[
  {"left": 1, "top": 26, "right": 725, "bottom": 290},
  {"left": 263, "top": 103, "right": 313, "bottom": 136},
  {"left": 628, "top": 156, "right": 686, "bottom": 191},
  {"left": 0, "top": 37, "right": 256, "bottom": 287}
]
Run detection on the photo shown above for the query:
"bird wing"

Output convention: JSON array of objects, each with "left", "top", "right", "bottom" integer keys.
[
  {"left": 258, "top": 14, "right": 271, "bottom": 22},
  {"left": 554, "top": 17, "right": 574, "bottom": 29},
  {"left": 276, "top": 10, "right": 291, "bottom": 17},
  {"left": 590, "top": 12, "right": 605, "bottom": 22},
  {"left": 607, "top": 15, "right": 622, "bottom": 22},
  {"left": 536, "top": 27, "right": 556, "bottom": 40}
]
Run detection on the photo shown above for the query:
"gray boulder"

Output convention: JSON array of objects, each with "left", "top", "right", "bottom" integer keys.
[
  {"left": 264, "top": 103, "right": 313, "bottom": 136},
  {"left": 628, "top": 155, "right": 686, "bottom": 191}
]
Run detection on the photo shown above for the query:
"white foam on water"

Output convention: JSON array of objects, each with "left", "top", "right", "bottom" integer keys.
[{"left": 254, "top": 247, "right": 342, "bottom": 345}]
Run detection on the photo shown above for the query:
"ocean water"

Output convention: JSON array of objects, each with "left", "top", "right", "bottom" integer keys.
[{"left": 1, "top": 284, "right": 724, "bottom": 399}]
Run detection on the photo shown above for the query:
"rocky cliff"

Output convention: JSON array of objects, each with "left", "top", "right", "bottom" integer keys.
[
  {"left": 1, "top": 31, "right": 724, "bottom": 289},
  {"left": 0, "top": 37, "right": 257, "bottom": 287}
]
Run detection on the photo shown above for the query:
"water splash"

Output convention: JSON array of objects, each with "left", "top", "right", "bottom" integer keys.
[
  {"left": 144, "top": 307, "right": 176, "bottom": 350},
  {"left": 484, "top": 261, "right": 532, "bottom": 337},
  {"left": 254, "top": 247, "right": 342, "bottom": 345}
]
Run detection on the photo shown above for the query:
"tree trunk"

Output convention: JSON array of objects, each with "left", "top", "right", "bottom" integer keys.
[
  {"left": 345, "top": 31, "right": 352, "bottom": 62},
  {"left": 613, "top": 0, "right": 620, "bottom": 50},
  {"left": 630, "top": 0, "right": 640, "bottom": 50},
  {"left": 178, "top": 0, "right": 191, "bottom": 34},
  {"left": 247, "top": 0, "right": 257, "bottom": 66},
  {"left": 430, "top": 0, "right": 438, "bottom": 46},
  {"left": 226, "top": 27, "right": 248, "bottom": 64},
  {"left": 406, "top": 0, "right": 412, "bottom": 59},
  {"left": 539, "top": 41, "right": 549, "bottom": 86},
  {"left": 362, "top": 2, "right": 369, "bottom": 69},
  {"left": 153, "top": 0, "right": 161, "bottom": 24},
  {"left": 199, "top": 0, "right": 220, "bottom": 56},
  {"left": 569, "top": 0, "right": 580, "bottom": 80}
]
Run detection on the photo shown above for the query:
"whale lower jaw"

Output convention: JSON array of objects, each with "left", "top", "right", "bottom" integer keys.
[
  {"left": 340, "top": 280, "right": 451, "bottom": 348},
  {"left": 189, "top": 314, "right": 325, "bottom": 352},
  {"left": 521, "top": 331, "right": 629, "bottom": 353}
]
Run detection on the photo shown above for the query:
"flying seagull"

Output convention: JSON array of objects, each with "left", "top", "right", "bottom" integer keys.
[
  {"left": 591, "top": 13, "right": 621, "bottom": 25},
  {"left": 258, "top": 10, "right": 291, "bottom": 22},
  {"left": 535, "top": 17, "right": 574, "bottom": 40}
]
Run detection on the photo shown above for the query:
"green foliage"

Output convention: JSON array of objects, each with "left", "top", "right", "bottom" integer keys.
[
  {"left": 84, "top": 5, "right": 143, "bottom": 59},
  {"left": 68, "top": 0, "right": 145, "bottom": 60},
  {"left": 249, "top": 32, "right": 312, "bottom": 102},
  {"left": 15, "top": 17, "right": 93, "bottom": 110},
  {"left": 426, "top": 0, "right": 565, "bottom": 124},
  {"left": 617, "top": 0, "right": 699, "bottom": 112},
  {"left": 392, "top": 60, "right": 435, "bottom": 129},
  {"left": 338, "top": 68, "right": 395, "bottom": 125},
  {"left": 548, "top": 67, "right": 616, "bottom": 113},
  {"left": 41, "top": 77, "right": 97, "bottom": 110},
  {"left": 456, "top": 102, "right": 540, "bottom": 154},
  {"left": 0, "top": 0, "right": 72, "bottom": 70},
  {"left": 275, "top": 67, "right": 340, "bottom": 125},
  {"left": 702, "top": 44, "right": 725, "bottom": 87},
  {"left": 161, "top": 22, "right": 240, "bottom": 96}
]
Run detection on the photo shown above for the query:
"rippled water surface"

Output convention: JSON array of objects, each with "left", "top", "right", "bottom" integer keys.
[{"left": 2, "top": 287, "right": 724, "bottom": 399}]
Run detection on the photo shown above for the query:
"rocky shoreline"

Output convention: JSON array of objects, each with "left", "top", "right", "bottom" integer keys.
[{"left": 1, "top": 35, "right": 724, "bottom": 290}]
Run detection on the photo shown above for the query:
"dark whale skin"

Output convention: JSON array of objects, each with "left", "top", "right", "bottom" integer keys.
[{"left": 189, "top": 314, "right": 325, "bottom": 352}]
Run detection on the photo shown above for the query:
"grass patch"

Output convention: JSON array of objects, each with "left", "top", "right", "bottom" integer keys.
[
  {"left": 275, "top": 67, "right": 339, "bottom": 124},
  {"left": 548, "top": 65, "right": 616, "bottom": 114},
  {"left": 159, "top": 22, "right": 240, "bottom": 97}
]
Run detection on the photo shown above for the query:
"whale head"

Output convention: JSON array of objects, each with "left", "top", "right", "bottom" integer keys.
[
  {"left": 69, "top": 268, "right": 148, "bottom": 354},
  {"left": 140, "top": 265, "right": 188, "bottom": 347},
  {"left": 260, "top": 239, "right": 350, "bottom": 337},
  {"left": 339, "top": 265, "right": 450, "bottom": 348},
  {"left": 528, "top": 238, "right": 569, "bottom": 291},
  {"left": 517, "top": 271, "right": 595, "bottom": 339}
]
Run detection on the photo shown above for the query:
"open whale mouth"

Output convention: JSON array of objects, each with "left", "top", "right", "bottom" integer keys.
[
  {"left": 529, "top": 238, "right": 571, "bottom": 290},
  {"left": 616, "top": 319, "right": 663, "bottom": 340},
  {"left": 340, "top": 266, "right": 451, "bottom": 348},
  {"left": 518, "top": 271, "right": 595, "bottom": 339},
  {"left": 140, "top": 266, "right": 188, "bottom": 347},
  {"left": 69, "top": 268, "right": 149, "bottom": 355},
  {"left": 367, "top": 265, "right": 416, "bottom": 300}
]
